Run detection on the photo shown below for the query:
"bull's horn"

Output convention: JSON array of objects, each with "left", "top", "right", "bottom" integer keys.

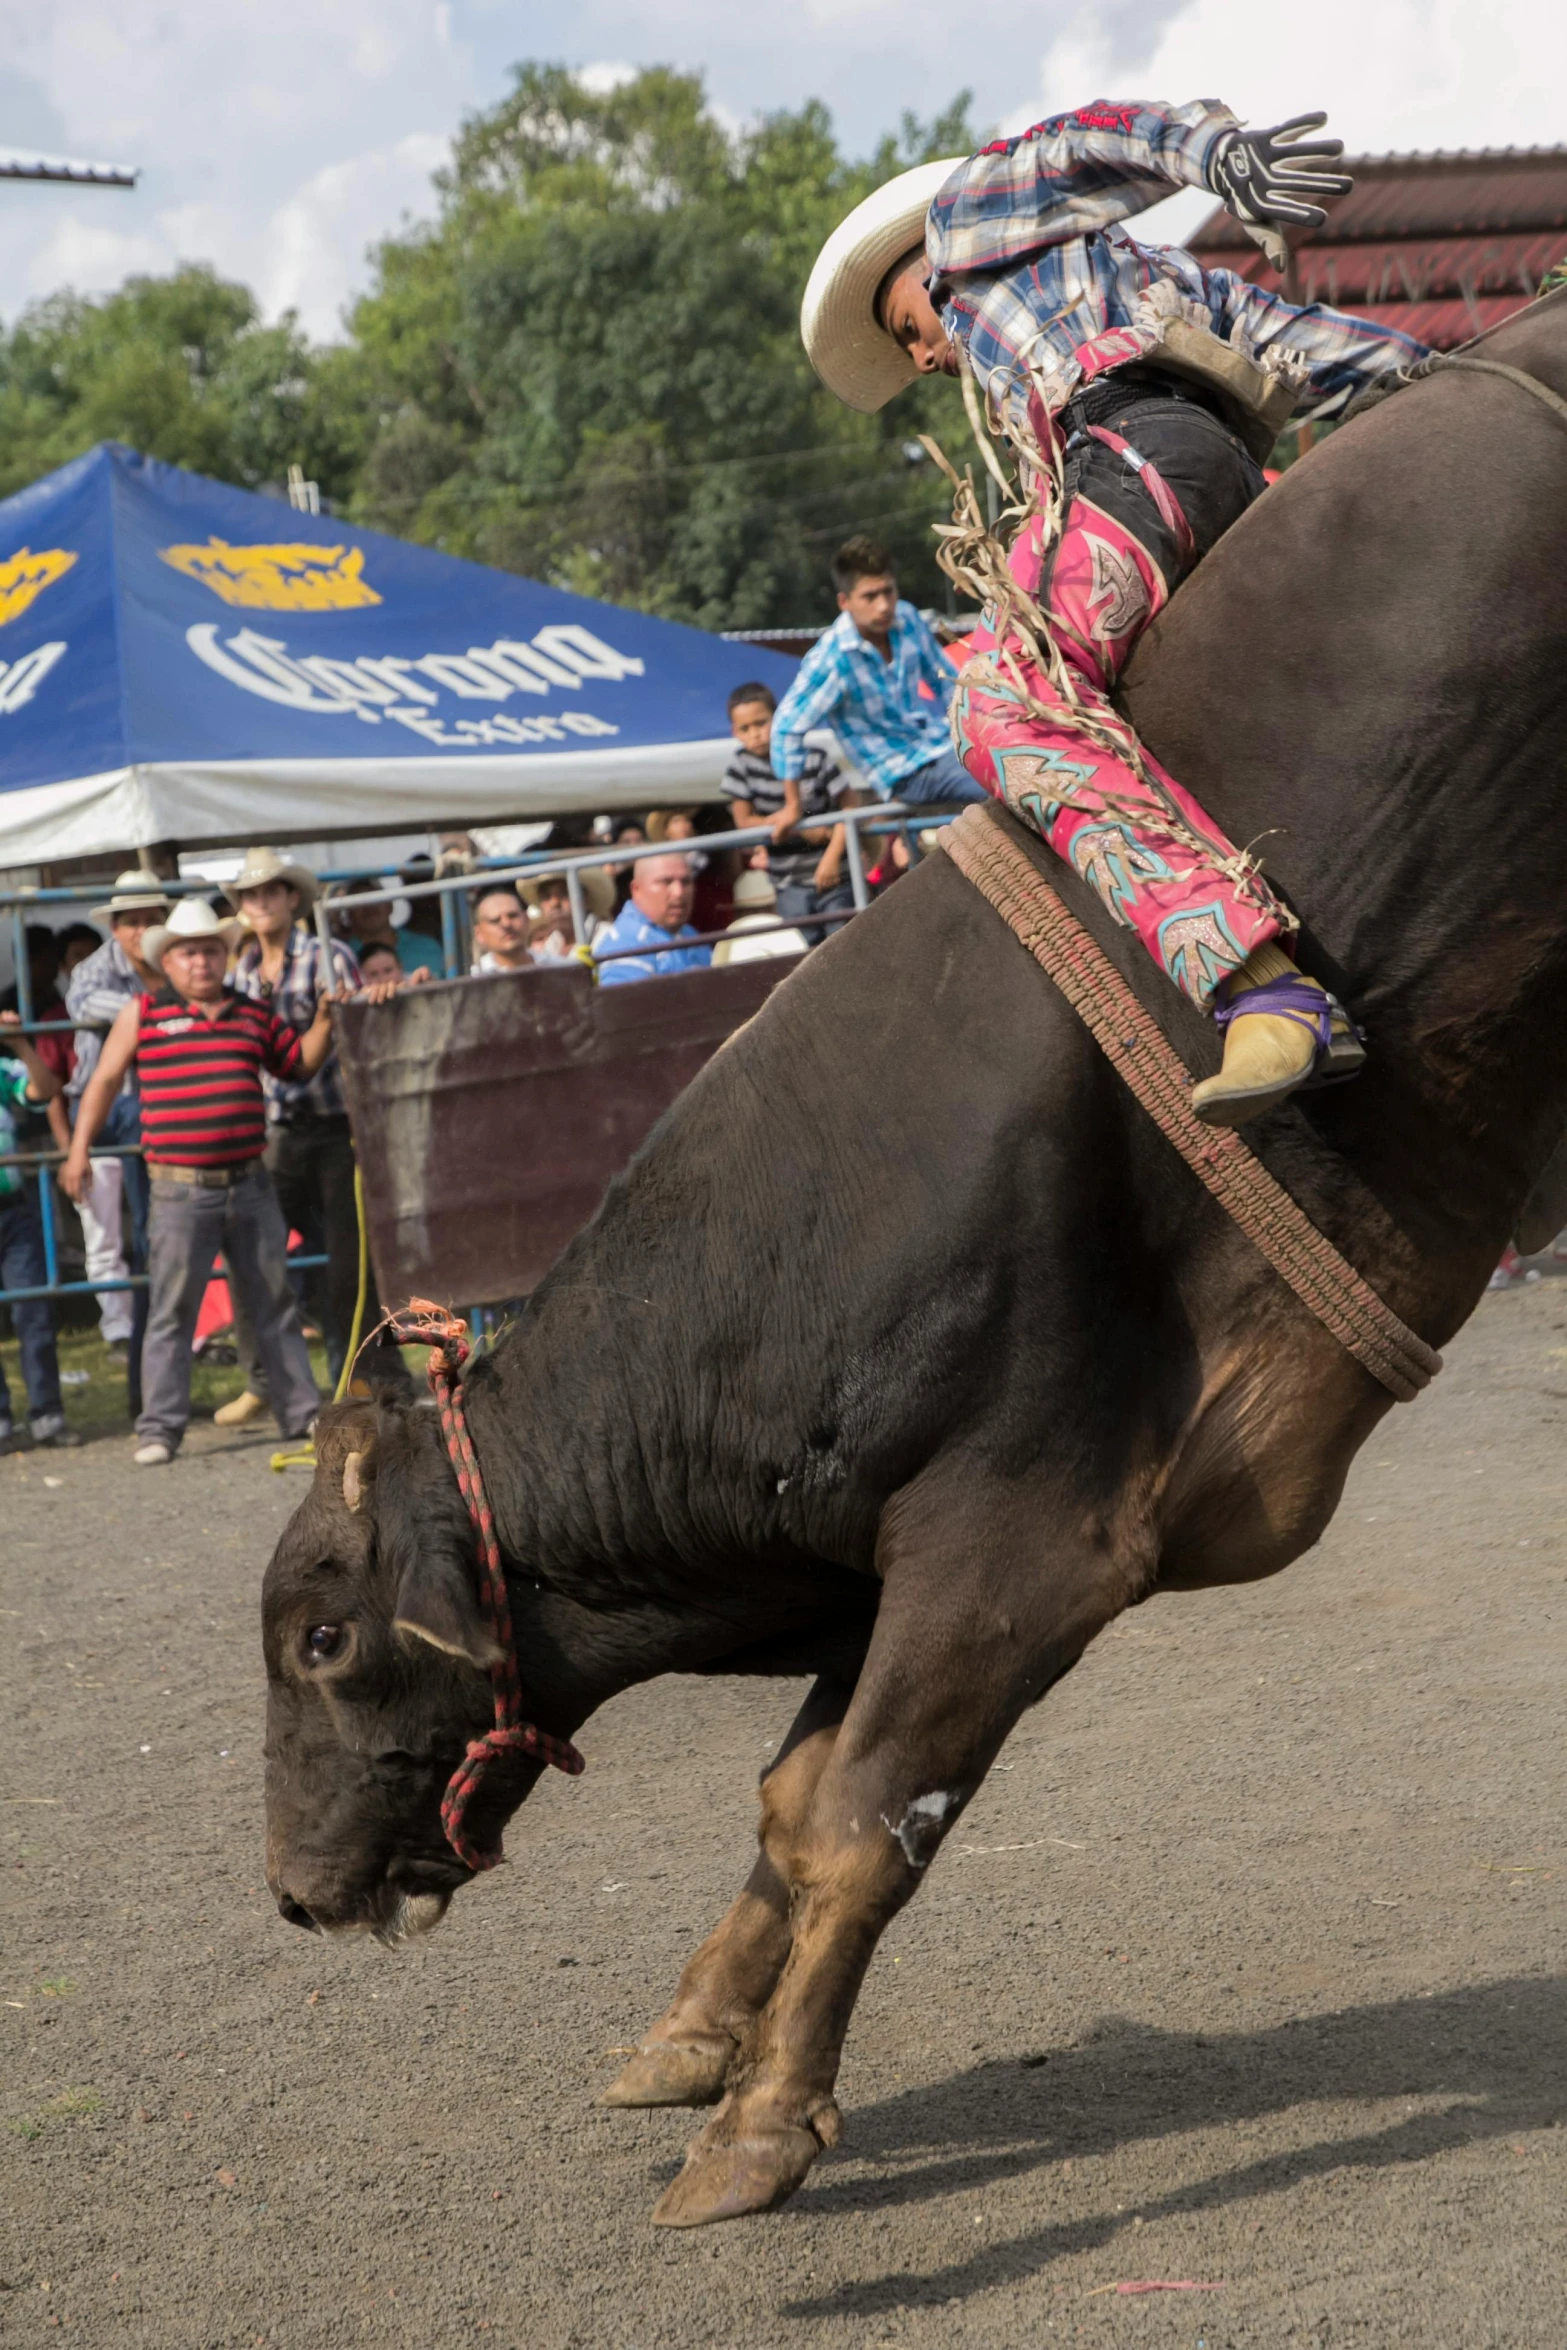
[{"left": 342, "top": 1449, "right": 370, "bottom": 1512}]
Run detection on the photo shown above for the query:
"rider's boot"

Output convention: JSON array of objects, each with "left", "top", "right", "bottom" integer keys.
[{"left": 1191, "top": 942, "right": 1365, "bottom": 1128}]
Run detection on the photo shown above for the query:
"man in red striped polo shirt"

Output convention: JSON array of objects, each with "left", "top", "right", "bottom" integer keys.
[{"left": 62, "top": 899, "right": 334, "bottom": 1465}]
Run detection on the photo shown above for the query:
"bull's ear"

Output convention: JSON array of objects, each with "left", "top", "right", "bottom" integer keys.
[
  {"left": 392, "top": 1554, "right": 501, "bottom": 1670},
  {"left": 342, "top": 1449, "right": 371, "bottom": 1513},
  {"left": 313, "top": 1400, "right": 379, "bottom": 1510}
]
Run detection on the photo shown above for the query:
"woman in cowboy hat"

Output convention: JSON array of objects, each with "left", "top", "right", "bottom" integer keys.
[{"left": 799, "top": 101, "right": 1424, "bottom": 1124}]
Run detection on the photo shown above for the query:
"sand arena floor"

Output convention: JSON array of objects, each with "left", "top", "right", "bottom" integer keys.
[{"left": 3, "top": 1282, "right": 1566, "bottom": 2348}]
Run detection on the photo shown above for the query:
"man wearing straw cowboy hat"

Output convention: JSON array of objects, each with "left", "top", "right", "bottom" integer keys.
[
  {"left": 800, "top": 100, "right": 1427, "bottom": 1124},
  {"left": 519, "top": 865, "right": 615, "bottom": 961},
  {"left": 219, "top": 847, "right": 411, "bottom": 1422},
  {"left": 65, "top": 869, "right": 172, "bottom": 1396},
  {"left": 61, "top": 897, "right": 332, "bottom": 1465}
]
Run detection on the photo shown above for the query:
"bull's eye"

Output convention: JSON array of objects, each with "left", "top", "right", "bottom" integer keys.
[{"left": 306, "top": 1623, "right": 345, "bottom": 1661}]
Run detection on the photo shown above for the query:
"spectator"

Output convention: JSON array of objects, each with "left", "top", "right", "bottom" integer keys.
[
  {"left": 722, "top": 679, "right": 852, "bottom": 935},
  {"left": 61, "top": 898, "right": 331, "bottom": 1467},
  {"left": 0, "top": 926, "right": 74, "bottom": 1094},
  {"left": 56, "top": 922, "right": 104, "bottom": 979},
  {"left": 355, "top": 940, "right": 404, "bottom": 987},
  {"left": 711, "top": 870, "right": 810, "bottom": 967},
  {"left": 594, "top": 854, "right": 712, "bottom": 987},
  {"left": 0, "top": 1010, "right": 80, "bottom": 1453},
  {"left": 67, "top": 871, "right": 172, "bottom": 1379},
  {"left": 609, "top": 820, "right": 647, "bottom": 911},
  {"left": 222, "top": 846, "right": 411, "bottom": 1423},
  {"left": 332, "top": 878, "right": 443, "bottom": 975},
  {"left": 771, "top": 535, "right": 988, "bottom": 809},
  {"left": 470, "top": 886, "right": 534, "bottom": 974},
  {"left": 520, "top": 868, "right": 615, "bottom": 961},
  {"left": 649, "top": 810, "right": 733, "bottom": 933}
]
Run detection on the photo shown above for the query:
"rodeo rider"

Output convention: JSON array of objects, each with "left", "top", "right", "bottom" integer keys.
[{"left": 802, "top": 100, "right": 1429, "bottom": 1125}]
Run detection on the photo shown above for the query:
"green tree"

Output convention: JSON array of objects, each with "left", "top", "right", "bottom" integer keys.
[
  {"left": 0, "top": 68, "right": 985, "bottom": 628},
  {"left": 342, "top": 64, "right": 982, "bottom": 625},
  {"left": 0, "top": 265, "right": 354, "bottom": 503}
]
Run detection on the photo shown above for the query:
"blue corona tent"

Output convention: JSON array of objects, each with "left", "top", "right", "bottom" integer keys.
[{"left": 0, "top": 443, "right": 799, "bottom": 863}]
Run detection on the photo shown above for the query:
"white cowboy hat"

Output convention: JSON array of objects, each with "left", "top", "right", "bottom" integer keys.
[
  {"left": 800, "top": 157, "right": 963, "bottom": 413},
  {"left": 144, "top": 897, "right": 226, "bottom": 971},
  {"left": 88, "top": 869, "right": 172, "bottom": 922},
  {"left": 732, "top": 869, "right": 778, "bottom": 909},
  {"left": 229, "top": 844, "right": 318, "bottom": 913}
]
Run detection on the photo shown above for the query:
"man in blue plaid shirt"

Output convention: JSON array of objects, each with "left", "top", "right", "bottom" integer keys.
[
  {"left": 801, "top": 100, "right": 1425, "bottom": 1127},
  {"left": 771, "top": 534, "right": 988, "bottom": 806}
]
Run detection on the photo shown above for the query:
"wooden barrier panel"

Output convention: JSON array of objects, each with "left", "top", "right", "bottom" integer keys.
[{"left": 334, "top": 957, "right": 801, "bottom": 1306}]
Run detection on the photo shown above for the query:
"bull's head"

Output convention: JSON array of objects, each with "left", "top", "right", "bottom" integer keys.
[{"left": 262, "top": 1399, "right": 523, "bottom": 1944}]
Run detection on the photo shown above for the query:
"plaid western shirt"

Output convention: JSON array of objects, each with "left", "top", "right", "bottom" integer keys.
[
  {"left": 231, "top": 922, "right": 359, "bottom": 1123},
  {"left": 770, "top": 604, "right": 955, "bottom": 798},
  {"left": 926, "top": 99, "right": 1429, "bottom": 432},
  {"left": 65, "top": 936, "right": 146, "bottom": 1106}
]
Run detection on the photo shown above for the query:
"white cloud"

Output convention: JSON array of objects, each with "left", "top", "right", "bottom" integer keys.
[
  {"left": 1, "top": 0, "right": 1564, "bottom": 343},
  {"left": 576, "top": 60, "right": 640, "bottom": 96},
  {"left": 261, "top": 133, "right": 449, "bottom": 334},
  {"left": 1033, "top": 0, "right": 1567, "bottom": 156}
]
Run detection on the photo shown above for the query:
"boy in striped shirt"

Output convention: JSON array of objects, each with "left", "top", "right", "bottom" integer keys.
[{"left": 61, "top": 899, "right": 333, "bottom": 1465}]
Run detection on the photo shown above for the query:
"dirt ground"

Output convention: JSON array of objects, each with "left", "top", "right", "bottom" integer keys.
[{"left": 3, "top": 1281, "right": 1567, "bottom": 2350}]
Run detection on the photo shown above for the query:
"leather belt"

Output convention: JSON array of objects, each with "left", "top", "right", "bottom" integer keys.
[{"left": 147, "top": 1158, "right": 262, "bottom": 1189}]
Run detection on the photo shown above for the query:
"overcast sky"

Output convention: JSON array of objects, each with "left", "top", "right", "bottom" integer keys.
[{"left": 3, "top": 0, "right": 1563, "bottom": 341}]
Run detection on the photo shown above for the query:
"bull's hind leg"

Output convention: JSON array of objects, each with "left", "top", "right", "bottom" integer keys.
[
  {"left": 652, "top": 1477, "right": 1139, "bottom": 2227},
  {"left": 602, "top": 1674, "right": 851, "bottom": 2109}
]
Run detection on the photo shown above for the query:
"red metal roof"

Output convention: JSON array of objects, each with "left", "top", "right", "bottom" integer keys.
[{"left": 1186, "top": 146, "right": 1567, "bottom": 350}]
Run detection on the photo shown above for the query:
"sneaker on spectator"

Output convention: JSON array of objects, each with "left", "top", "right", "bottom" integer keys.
[
  {"left": 0, "top": 1418, "right": 21, "bottom": 1455},
  {"left": 30, "top": 1412, "right": 83, "bottom": 1448},
  {"left": 133, "top": 1440, "right": 174, "bottom": 1467},
  {"left": 214, "top": 1389, "right": 269, "bottom": 1428}
]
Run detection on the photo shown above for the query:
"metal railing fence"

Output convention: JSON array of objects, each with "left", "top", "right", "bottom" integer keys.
[{"left": 0, "top": 800, "right": 961, "bottom": 1326}]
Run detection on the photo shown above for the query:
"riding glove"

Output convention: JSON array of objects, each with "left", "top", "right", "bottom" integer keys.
[{"left": 1208, "top": 113, "right": 1352, "bottom": 267}]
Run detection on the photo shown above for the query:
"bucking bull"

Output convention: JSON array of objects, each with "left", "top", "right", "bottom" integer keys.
[{"left": 263, "top": 299, "right": 1567, "bottom": 2228}]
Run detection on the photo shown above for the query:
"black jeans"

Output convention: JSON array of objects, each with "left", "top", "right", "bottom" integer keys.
[
  {"left": 233, "top": 1115, "right": 410, "bottom": 1396},
  {"left": 1056, "top": 371, "right": 1268, "bottom": 594}
]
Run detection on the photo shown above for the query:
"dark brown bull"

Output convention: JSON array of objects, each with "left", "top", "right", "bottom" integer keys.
[{"left": 263, "top": 300, "right": 1567, "bottom": 2228}]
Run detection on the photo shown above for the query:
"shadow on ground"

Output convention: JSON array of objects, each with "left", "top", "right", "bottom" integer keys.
[{"left": 782, "top": 1971, "right": 1566, "bottom": 2317}]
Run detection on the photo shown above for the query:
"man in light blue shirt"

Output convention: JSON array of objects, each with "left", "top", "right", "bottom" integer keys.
[
  {"left": 595, "top": 855, "right": 713, "bottom": 987},
  {"left": 770, "top": 533, "right": 987, "bottom": 806}
]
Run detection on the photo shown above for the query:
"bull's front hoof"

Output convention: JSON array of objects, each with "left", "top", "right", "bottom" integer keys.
[
  {"left": 600, "top": 2036, "right": 732, "bottom": 2109},
  {"left": 651, "top": 2100, "right": 840, "bottom": 2229}
]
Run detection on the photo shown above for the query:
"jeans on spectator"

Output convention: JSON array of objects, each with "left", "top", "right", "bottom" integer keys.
[
  {"left": 230, "top": 1114, "right": 409, "bottom": 1397},
  {"left": 139, "top": 1166, "right": 320, "bottom": 1451},
  {"left": 0, "top": 1189, "right": 63, "bottom": 1431},
  {"left": 76, "top": 1154, "right": 134, "bottom": 1343},
  {"left": 100, "top": 1092, "right": 150, "bottom": 1411},
  {"left": 895, "top": 745, "right": 990, "bottom": 806},
  {"left": 774, "top": 877, "right": 855, "bottom": 938}
]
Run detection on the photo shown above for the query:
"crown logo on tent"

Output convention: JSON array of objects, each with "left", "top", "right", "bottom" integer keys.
[
  {"left": 158, "top": 538, "right": 382, "bottom": 612},
  {"left": 0, "top": 546, "right": 77, "bottom": 628}
]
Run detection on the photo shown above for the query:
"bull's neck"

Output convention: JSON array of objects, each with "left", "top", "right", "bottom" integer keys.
[{"left": 456, "top": 1318, "right": 755, "bottom": 1710}]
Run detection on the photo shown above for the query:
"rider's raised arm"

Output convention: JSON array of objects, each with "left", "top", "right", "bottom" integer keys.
[
  {"left": 1209, "top": 271, "right": 1431, "bottom": 418},
  {"left": 926, "top": 99, "right": 1238, "bottom": 284}
]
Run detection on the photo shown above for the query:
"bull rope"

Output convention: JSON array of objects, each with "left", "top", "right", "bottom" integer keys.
[
  {"left": 941, "top": 803, "right": 1442, "bottom": 1403},
  {"left": 381, "top": 1300, "right": 585, "bottom": 1870}
]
